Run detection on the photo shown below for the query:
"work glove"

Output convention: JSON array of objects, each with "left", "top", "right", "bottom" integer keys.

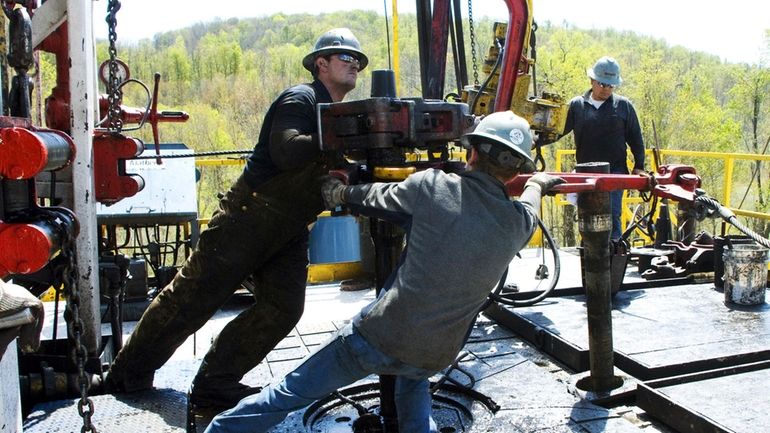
[
  {"left": 320, "top": 176, "right": 347, "bottom": 209},
  {"left": 525, "top": 172, "right": 566, "bottom": 195}
]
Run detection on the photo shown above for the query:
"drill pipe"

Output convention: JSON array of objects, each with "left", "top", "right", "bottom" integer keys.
[{"left": 574, "top": 162, "right": 623, "bottom": 392}]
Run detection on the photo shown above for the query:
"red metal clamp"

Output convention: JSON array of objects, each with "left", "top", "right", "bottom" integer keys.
[
  {"left": 93, "top": 133, "right": 146, "bottom": 205},
  {"left": 505, "top": 164, "right": 701, "bottom": 204}
]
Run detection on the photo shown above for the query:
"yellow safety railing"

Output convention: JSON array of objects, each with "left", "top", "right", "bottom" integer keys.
[
  {"left": 194, "top": 148, "right": 770, "bottom": 246},
  {"left": 653, "top": 149, "right": 770, "bottom": 220},
  {"left": 193, "top": 149, "right": 466, "bottom": 227},
  {"left": 549, "top": 148, "right": 770, "bottom": 244}
]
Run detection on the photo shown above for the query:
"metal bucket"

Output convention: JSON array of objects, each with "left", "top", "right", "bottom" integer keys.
[
  {"left": 308, "top": 214, "right": 361, "bottom": 264},
  {"left": 713, "top": 235, "right": 754, "bottom": 290},
  {"left": 723, "top": 243, "right": 769, "bottom": 305}
]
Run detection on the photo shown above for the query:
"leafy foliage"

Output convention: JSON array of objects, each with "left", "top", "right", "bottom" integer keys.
[{"left": 45, "top": 11, "right": 770, "bottom": 234}]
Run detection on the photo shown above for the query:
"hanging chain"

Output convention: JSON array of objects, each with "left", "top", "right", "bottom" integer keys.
[
  {"left": 49, "top": 210, "right": 97, "bottom": 433},
  {"left": 467, "top": 0, "right": 479, "bottom": 86},
  {"left": 105, "top": 0, "right": 123, "bottom": 133}
]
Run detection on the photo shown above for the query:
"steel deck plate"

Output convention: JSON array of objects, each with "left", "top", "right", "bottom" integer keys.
[
  {"left": 487, "top": 283, "right": 770, "bottom": 379},
  {"left": 22, "top": 317, "right": 664, "bottom": 433},
  {"left": 637, "top": 360, "right": 770, "bottom": 433},
  {"left": 21, "top": 264, "right": 676, "bottom": 433}
]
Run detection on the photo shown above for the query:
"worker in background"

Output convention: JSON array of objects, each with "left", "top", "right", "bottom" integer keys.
[
  {"left": 105, "top": 28, "right": 368, "bottom": 409},
  {"left": 562, "top": 56, "right": 645, "bottom": 240},
  {"left": 204, "top": 111, "right": 566, "bottom": 433}
]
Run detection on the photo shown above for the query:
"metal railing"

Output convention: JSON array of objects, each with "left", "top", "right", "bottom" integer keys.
[
  {"left": 547, "top": 148, "right": 770, "bottom": 245},
  {"left": 193, "top": 148, "right": 770, "bottom": 241}
]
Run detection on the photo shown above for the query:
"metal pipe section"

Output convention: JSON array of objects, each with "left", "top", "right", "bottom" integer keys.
[
  {"left": 369, "top": 217, "right": 404, "bottom": 431},
  {"left": 0, "top": 128, "right": 75, "bottom": 179},
  {"left": 574, "top": 162, "right": 623, "bottom": 392},
  {"left": 495, "top": 0, "right": 531, "bottom": 111},
  {"left": 67, "top": 0, "right": 102, "bottom": 356}
]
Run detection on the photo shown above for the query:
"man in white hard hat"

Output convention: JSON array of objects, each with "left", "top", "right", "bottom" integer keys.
[
  {"left": 562, "top": 56, "right": 645, "bottom": 240},
  {"left": 107, "top": 28, "right": 368, "bottom": 409},
  {"left": 204, "top": 111, "right": 565, "bottom": 433}
]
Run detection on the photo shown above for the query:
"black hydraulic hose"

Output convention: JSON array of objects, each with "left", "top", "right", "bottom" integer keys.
[
  {"left": 487, "top": 217, "right": 561, "bottom": 307},
  {"left": 470, "top": 40, "right": 503, "bottom": 114},
  {"left": 620, "top": 194, "right": 658, "bottom": 241},
  {"left": 333, "top": 390, "right": 369, "bottom": 415}
]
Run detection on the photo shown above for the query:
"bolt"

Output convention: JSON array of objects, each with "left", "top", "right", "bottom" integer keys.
[
  {"left": 16, "top": 261, "right": 31, "bottom": 274},
  {"left": 9, "top": 165, "right": 24, "bottom": 179},
  {"left": 16, "top": 226, "right": 30, "bottom": 239}
]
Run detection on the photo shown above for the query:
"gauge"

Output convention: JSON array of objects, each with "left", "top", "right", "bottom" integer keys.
[{"left": 98, "top": 59, "right": 131, "bottom": 87}]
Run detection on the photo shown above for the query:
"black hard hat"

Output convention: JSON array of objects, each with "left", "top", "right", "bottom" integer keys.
[{"left": 302, "top": 28, "right": 369, "bottom": 72}]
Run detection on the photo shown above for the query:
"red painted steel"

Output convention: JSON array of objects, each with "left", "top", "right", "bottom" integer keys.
[
  {"left": 505, "top": 164, "right": 701, "bottom": 203},
  {"left": 93, "top": 133, "right": 146, "bottom": 204},
  {"left": 0, "top": 223, "right": 54, "bottom": 277},
  {"left": 495, "top": 0, "right": 530, "bottom": 112}
]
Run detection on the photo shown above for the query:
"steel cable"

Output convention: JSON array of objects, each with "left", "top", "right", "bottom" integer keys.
[{"left": 695, "top": 195, "right": 770, "bottom": 248}]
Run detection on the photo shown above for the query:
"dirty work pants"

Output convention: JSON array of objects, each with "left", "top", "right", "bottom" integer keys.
[
  {"left": 204, "top": 323, "right": 437, "bottom": 433},
  {"left": 109, "top": 171, "right": 320, "bottom": 388}
]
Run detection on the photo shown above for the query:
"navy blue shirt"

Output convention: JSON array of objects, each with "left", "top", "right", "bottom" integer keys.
[{"left": 563, "top": 90, "right": 645, "bottom": 173}]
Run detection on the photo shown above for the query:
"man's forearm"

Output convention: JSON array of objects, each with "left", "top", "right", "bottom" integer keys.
[
  {"left": 519, "top": 184, "right": 542, "bottom": 219},
  {"left": 269, "top": 129, "right": 320, "bottom": 170}
]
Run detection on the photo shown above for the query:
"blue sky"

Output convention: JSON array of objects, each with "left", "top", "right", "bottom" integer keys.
[{"left": 93, "top": 0, "right": 768, "bottom": 65}]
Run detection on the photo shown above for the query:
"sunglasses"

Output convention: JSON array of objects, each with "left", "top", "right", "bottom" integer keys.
[
  {"left": 335, "top": 53, "right": 361, "bottom": 68},
  {"left": 596, "top": 81, "right": 615, "bottom": 89}
]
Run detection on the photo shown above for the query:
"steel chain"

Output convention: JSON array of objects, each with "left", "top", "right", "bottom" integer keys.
[
  {"left": 106, "top": 0, "right": 123, "bottom": 133},
  {"left": 468, "top": 0, "right": 479, "bottom": 86},
  {"left": 52, "top": 209, "right": 97, "bottom": 433},
  {"left": 24, "top": 209, "right": 98, "bottom": 431}
]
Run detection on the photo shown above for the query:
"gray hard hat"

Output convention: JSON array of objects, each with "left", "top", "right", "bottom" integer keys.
[
  {"left": 461, "top": 111, "right": 536, "bottom": 173},
  {"left": 587, "top": 56, "right": 622, "bottom": 87},
  {"left": 302, "top": 28, "right": 369, "bottom": 72}
]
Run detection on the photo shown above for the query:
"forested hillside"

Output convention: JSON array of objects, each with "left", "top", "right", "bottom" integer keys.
[{"left": 45, "top": 11, "right": 768, "bottom": 224}]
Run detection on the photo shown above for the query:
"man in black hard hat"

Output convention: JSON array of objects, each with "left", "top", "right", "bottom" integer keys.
[
  {"left": 106, "top": 28, "right": 368, "bottom": 409},
  {"left": 203, "top": 111, "right": 565, "bottom": 433}
]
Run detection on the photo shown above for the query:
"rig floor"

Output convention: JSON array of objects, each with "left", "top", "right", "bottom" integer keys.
[{"left": 22, "top": 247, "right": 769, "bottom": 433}]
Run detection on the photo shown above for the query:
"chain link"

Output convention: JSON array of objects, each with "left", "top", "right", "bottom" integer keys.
[
  {"left": 30, "top": 208, "right": 98, "bottom": 432},
  {"left": 467, "top": 0, "right": 479, "bottom": 86},
  {"left": 106, "top": 0, "right": 123, "bottom": 133}
]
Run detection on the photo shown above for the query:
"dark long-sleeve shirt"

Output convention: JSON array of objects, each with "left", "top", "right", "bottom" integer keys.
[
  {"left": 243, "top": 80, "right": 331, "bottom": 187},
  {"left": 563, "top": 91, "right": 645, "bottom": 173},
  {"left": 347, "top": 169, "right": 540, "bottom": 371}
]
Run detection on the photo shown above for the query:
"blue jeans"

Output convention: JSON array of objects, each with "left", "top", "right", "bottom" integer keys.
[
  {"left": 610, "top": 189, "right": 623, "bottom": 240},
  {"left": 204, "top": 324, "right": 436, "bottom": 433}
]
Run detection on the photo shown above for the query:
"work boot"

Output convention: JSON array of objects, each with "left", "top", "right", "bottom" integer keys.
[
  {"left": 102, "top": 367, "right": 155, "bottom": 393},
  {"left": 189, "top": 381, "right": 262, "bottom": 409}
]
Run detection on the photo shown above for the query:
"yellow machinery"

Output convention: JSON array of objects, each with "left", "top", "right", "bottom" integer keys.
[{"left": 462, "top": 21, "right": 568, "bottom": 145}]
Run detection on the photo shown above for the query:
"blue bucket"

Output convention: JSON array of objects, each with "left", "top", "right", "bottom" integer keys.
[{"left": 309, "top": 215, "right": 361, "bottom": 264}]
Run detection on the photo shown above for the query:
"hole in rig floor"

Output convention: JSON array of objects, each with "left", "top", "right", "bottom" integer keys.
[{"left": 303, "top": 383, "right": 495, "bottom": 432}]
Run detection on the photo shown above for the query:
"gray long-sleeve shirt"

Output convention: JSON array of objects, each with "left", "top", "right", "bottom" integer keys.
[{"left": 347, "top": 169, "right": 539, "bottom": 371}]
